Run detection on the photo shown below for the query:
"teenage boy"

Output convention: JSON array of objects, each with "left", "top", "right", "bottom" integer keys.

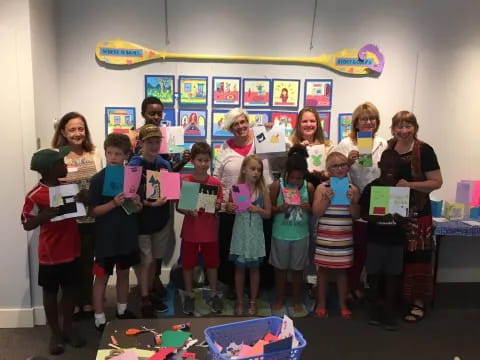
[
  {"left": 176, "top": 142, "right": 223, "bottom": 315},
  {"left": 89, "top": 133, "right": 141, "bottom": 330},
  {"left": 22, "top": 147, "right": 86, "bottom": 355}
]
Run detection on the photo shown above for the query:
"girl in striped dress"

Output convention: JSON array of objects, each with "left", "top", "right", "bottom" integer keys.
[{"left": 312, "top": 152, "right": 360, "bottom": 319}]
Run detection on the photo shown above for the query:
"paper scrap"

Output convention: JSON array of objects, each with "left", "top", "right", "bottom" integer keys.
[
  {"left": 148, "top": 347, "right": 177, "bottom": 360},
  {"left": 109, "top": 350, "right": 139, "bottom": 360},
  {"left": 432, "top": 217, "right": 449, "bottom": 223},
  {"left": 49, "top": 183, "right": 86, "bottom": 221},
  {"left": 161, "top": 330, "right": 191, "bottom": 348},
  {"left": 461, "top": 220, "right": 480, "bottom": 226}
]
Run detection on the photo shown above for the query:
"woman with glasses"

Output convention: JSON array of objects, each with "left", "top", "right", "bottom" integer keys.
[{"left": 335, "top": 102, "right": 388, "bottom": 303}]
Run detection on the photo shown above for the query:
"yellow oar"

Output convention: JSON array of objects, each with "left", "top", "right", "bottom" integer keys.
[{"left": 96, "top": 39, "right": 384, "bottom": 75}]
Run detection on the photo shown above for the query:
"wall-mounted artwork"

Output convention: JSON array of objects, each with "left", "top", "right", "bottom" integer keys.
[
  {"left": 338, "top": 113, "right": 353, "bottom": 142},
  {"left": 270, "top": 111, "right": 297, "bottom": 136},
  {"left": 247, "top": 111, "right": 271, "bottom": 127},
  {"left": 161, "top": 108, "right": 176, "bottom": 126},
  {"left": 178, "top": 109, "right": 207, "bottom": 137},
  {"left": 304, "top": 79, "right": 332, "bottom": 108},
  {"left": 181, "top": 141, "right": 198, "bottom": 171},
  {"left": 105, "top": 107, "right": 136, "bottom": 136},
  {"left": 242, "top": 79, "right": 271, "bottom": 108},
  {"left": 178, "top": 76, "right": 208, "bottom": 106},
  {"left": 211, "top": 110, "right": 232, "bottom": 138},
  {"left": 211, "top": 141, "right": 224, "bottom": 170},
  {"left": 144, "top": 75, "right": 175, "bottom": 106},
  {"left": 271, "top": 79, "right": 300, "bottom": 109},
  {"left": 212, "top": 77, "right": 241, "bottom": 107},
  {"left": 318, "top": 111, "right": 331, "bottom": 139}
]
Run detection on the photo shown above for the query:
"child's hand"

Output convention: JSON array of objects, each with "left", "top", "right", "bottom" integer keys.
[
  {"left": 182, "top": 150, "right": 192, "bottom": 164},
  {"left": 248, "top": 204, "right": 262, "bottom": 213},
  {"left": 215, "top": 200, "right": 222, "bottom": 211},
  {"left": 132, "top": 194, "right": 142, "bottom": 208},
  {"left": 150, "top": 196, "right": 168, "bottom": 207},
  {"left": 113, "top": 193, "right": 125, "bottom": 207},
  {"left": 396, "top": 179, "right": 410, "bottom": 187},
  {"left": 74, "top": 189, "right": 89, "bottom": 205},
  {"left": 225, "top": 201, "right": 237, "bottom": 213},
  {"left": 299, "top": 202, "right": 311, "bottom": 211},
  {"left": 277, "top": 203, "right": 289, "bottom": 213},
  {"left": 40, "top": 207, "right": 59, "bottom": 220},
  {"left": 347, "top": 186, "right": 359, "bottom": 203}
]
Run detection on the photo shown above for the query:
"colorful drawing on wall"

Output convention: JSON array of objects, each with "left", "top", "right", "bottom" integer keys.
[
  {"left": 181, "top": 141, "right": 198, "bottom": 170},
  {"left": 304, "top": 79, "right": 332, "bottom": 108},
  {"left": 96, "top": 39, "right": 385, "bottom": 76},
  {"left": 271, "top": 112, "right": 297, "bottom": 136},
  {"left": 272, "top": 79, "right": 300, "bottom": 109},
  {"left": 338, "top": 113, "right": 352, "bottom": 142},
  {"left": 247, "top": 111, "right": 271, "bottom": 127},
  {"left": 178, "top": 109, "right": 207, "bottom": 137},
  {"left": 105, "top": 107, "right": 136, "bottom": 136},
  {"left": 211, "top": 110, "right": 232, "bottom": 138},
  {"left": 318, "top": 112, "right": 331, "bottom": 139},
  {"left": 211, "top": 141, "right": 223, "bottom": 170},
  {"left": 179, "top": 76, "right": 208, "bottom": 106},
  {"left": 145, "top": 75, "right": 174, "bottom": 106},
  {"left": 161, "top": 108, "right": 176, "bottom": 126},
  {"left": 212, "top": 77, "right": 241, "bottom": 107},
  {"left": 242, "top": 79, "right": 271, "bottom": 107}
]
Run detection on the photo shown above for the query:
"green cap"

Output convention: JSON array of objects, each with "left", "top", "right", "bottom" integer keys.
[{"left": 30, "top": 146, "right": 70, "bottom": 174}]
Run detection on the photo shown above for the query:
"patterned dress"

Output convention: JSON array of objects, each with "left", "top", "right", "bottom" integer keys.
[{"left": 314, "top": 184, "right": 353, "bottom": 269}]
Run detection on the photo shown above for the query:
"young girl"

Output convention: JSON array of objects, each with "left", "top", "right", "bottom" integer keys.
[
  {"left": 312, "top": 152, "right": 360, "bottom": 319},
  {"left": 269, "top": 146, "right": 314, "bottom": 315},
  {"left": 227, "top": 155, "right": 271, "bottom": 315}
]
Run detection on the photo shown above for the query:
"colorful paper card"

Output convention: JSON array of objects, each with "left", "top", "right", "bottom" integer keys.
[
  {"left": 123, "top": 166, "right": 142, "bottom": 198},
  {"left": 49, "top": 184, "right": 86, "bottom": 222},
  {"left": 461, "top": 180, "right": 480, "bottom": 206},
  {"left": 253, "top": 125, "right": 286, "bottom": 154},
  {"left": 470, "top": 207, "right": 480, "bottom": 219},
  {"left": 178, "top": 182, "right": 200, "bottom": 210},
  {"left": 161, "top": 330, "right": 191, "bottom": 348},
  {"left": 159, "top": 172, "right": 180, "bottom": 200},
  {"left": 444, "top": 201, "right": 465, "bottom": 220},
  {"left": 357, "top": 131, "right": 373, "bottom": 167},
  {"left": 102, "top": 165, "right": 125, "bottom": 197},
  {"left": 231, "top": 184, "right": 251, "bottom": 212},
  {"left": 159, "top": 126, "right": 185, "bottom": 154},
  {"left": 430, "top": 200, "right": 443, "bottom": 217},
  {"left": 282, "top": 187, "right": 301, "bottom": 205},
  {"left": 456, "top": 182, "right": 471, "bottom": 204},
  {"left": 178, "top": 182, "right": 219, "bottom": 213},
  {"left": 369, "top": 186, "right": 410, "bottom": 217},
  {"left": 330, "top": 177, "right": 350, "bottom": 205},
  {"left": 307, "top": 144, "right": 326, "bottom": 172},
  {"left": 146, "top": 170, "right": 161, "bottom": 200},
  {"left": 109, "top": 350, "right": 139, "bottom": 360}
]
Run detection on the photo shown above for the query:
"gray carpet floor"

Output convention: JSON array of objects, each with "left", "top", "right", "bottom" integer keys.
[{"left": 1, "top": 283, "right": 479, "bottom": 360}]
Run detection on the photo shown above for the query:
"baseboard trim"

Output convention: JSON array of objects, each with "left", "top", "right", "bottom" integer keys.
[
  {"left": 0, "top": 308, "right": 34, "bottom": 328},
  {"left": 33, "top": 306, "right": 46, "bottom": 325}
]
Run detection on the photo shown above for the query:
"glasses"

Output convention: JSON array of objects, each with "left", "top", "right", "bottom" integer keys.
[
  {"left": 232, "top": 119, "right": 249, "bottom": 128},
  {"left": 359, "top": 116, "right": 377, "bottom": 122},
  {"left": 329, "top": 163, "right": 349, "bottom": 170}
]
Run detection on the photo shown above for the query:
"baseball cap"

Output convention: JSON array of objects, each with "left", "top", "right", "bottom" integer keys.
[
  {"left": 139, "top": 124, "right": 163, "bottom": 141},
  {"left": 30, "top": 146, "right": 70, "bottom": 174}
]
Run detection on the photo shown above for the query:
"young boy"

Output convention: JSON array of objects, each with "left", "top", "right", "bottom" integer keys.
[
  {"left": 21, "top": 147, "right": 86, "bottom": 355},
  {"left": 359, "top": 149, "right": 408, "bottom": 331},
  {"left": 176, "top": 142, "right": 223, "bottom": 315},
  {"left": 89, "top": 133, "right": 141, "bottom": 330},
  {"left": 128, "top": 124, "right": 172, "bottom": 318}
]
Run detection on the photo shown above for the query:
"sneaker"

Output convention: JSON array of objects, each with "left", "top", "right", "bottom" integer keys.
[
  {"left": 116, "top": 309, "right": 137, "bottom": 319},
  {"left": 63, "top": 331, "right": 86, "bottom": 348},
  {"left": 141, "top": 297, "right": 158, "bottom": 318},
  {"left": 151, "top": 296, "right": 168, "bottom": 313},
  {"left": 183, "top": 296, "right": 195, "bottom": 315},
  {"left": 95, "top": 322, "right": 106, "bottom": 332},
  {"left": 209, "top": 295, "right": 223, "bottom": 314},
  {"left": 49, "top": 334, "right": 65, "bottom": 355}
]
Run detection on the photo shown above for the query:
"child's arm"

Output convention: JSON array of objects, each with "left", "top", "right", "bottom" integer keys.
[
  {"left": 270, "top": 180, "right": 289, "bottom": 215},
  {"left": 175, "top": 200, "right": 198, "bottom": 217},
  {"left": 225, "top": 191, "right": 237, "bottom": 213},
  {"left": 90, "top": 192, "right": 125, "bottom": 217},
  {"left": 312, "top": 184, "right": 332, "bottom": 217},
  {"left": 248, "top": 189, "right": 271, "bottom": 219},
  {"left": 300, "top": 182, "right": 315, "bottom": 213},
  {"left": 23, "top": 207, "right": 59, "bottom": 231},
  {"left": 143, "top": 196, "right": 168, "bottom": 208},
  {"left": 348, "top": 185, "right": 361, "bottom": 220}
]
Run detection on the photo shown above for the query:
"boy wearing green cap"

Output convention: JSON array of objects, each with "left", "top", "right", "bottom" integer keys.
[{"left": 21, "top": 147, "right": 85, "bottom": 355}]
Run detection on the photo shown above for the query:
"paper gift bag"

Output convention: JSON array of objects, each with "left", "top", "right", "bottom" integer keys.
[{"left": 444, "top": 201, "right": 465, "bottom": 220}]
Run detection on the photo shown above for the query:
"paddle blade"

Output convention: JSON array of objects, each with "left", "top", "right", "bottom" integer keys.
[
  {"left": 320, "top": 44, "right": 384, "bottom": 75},
  {"left": 95, "top": 39, "right": 163, "bottom": 65}
]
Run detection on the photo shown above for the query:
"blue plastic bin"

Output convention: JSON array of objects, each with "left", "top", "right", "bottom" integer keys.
[{"left": 204, "top": 316, "right": 307, "bottom": 360}]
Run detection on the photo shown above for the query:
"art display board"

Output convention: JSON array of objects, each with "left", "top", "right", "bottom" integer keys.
[
  {"left": 105, "top": 107, "right": 136, "bottom": 136},
  {"left": 144, "top": 75, "right": 175, "bottom": 106},
  {"left": 178, "top": 109, "right": 207, "bottom": 137},
  {"left": 271, "top": 79, "right": 300, "bottom": 109},
  {"left": 178, "top": 76, "right": 208, "bottom": 106},
  {"left": 304, "top": 79, "right": 333, "bottom": 108},
  {"left": 212, "top": 77, "right": 241, "bottom": 107},
  {"left": 242, "top": 79, "right": 271, "bottom": 108}
]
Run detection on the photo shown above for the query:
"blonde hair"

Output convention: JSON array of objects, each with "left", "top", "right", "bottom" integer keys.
[
  {"left": 237, "top": 155, "right": 267, "bottom": 196},
  {"left": 289, "top": 107, "right": 331, "bottom": 146},
  {"left": 224, "top": 107, "right": 249, "bottom": 132},
  {"left": 349, "top": 102, "right": 381, "bottom": 143},
  {"left": 325, "top": 151, "right": 348, "bottom": 169}
]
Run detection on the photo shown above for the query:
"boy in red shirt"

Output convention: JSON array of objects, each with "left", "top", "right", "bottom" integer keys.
[
  {"left": 176, "top": 142, "right": 223, "bottom": 315},
  {"left": 21, "top": 147, "right": 85, "bottom": 355}
]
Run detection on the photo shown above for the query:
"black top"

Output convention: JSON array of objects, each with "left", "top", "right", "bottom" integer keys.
[
  {"left": 360, "top": 179, "right": 407, "bottom": 246},
  {"left": 129, "top": 155, "right": 171, "bottom": 234},
  {"left": 89, "top": 169, "right": 139, "bottom": 258}
]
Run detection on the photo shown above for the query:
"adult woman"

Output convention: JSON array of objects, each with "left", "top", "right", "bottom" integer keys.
[
  {"left": 51, "top": 111, "right": 102, "bottom": 317},
  {"left": 213, "top": 108, "right": 272, "bottom": 290},
  {"left": 335, "top": 102, "right": 387, "bottom": 301},
  {"left": 388, "top": 111, "right": 442, "bottom": 323}
]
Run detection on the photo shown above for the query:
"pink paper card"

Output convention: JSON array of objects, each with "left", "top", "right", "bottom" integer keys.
[
  {"left": 456, "top": 181, "right": 471, "bottom": 204},
  {"left": 159, "top": 172, "right": 180, "bottom": 200},
  {"left": 237, "top": 345, "right": 253, "bottom": 358},
  {"left": 123, "top": 166, "right": 142, "bottom": 198},
  {"left": 282, "top": 187, "right": 301, "bottom": 205},
  {"left": 148, "top": 347, "right": 177, "bottom": 360},
  {"left": 231, "top": 183, "right": 251, "bottom": 212},
  {"left": 244, "top": 339, "right": 266, "bottom": 357},
  {"left": 159, "top": 127, "right": 168, "bottom": 154},
  {"left": 471, "top": 181, "right": 480, "bottom": 206},
  {"left": 146, "top": 170, "right": 161, "bottom": 200},
  {"left": 109, "top": 350, "right": 139, "bottom": 360},
  {"left": 264, "top": 332, "right": 280, "bottom": 343}
]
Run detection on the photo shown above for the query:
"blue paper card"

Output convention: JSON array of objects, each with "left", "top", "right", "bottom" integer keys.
[
  {"left": 430, "top": 200, "right": 443, "bottom": 217},
  {"left": 330, "top": 177, "right": 349, "bottom": 205},
  {"left": 102, "top": 165, "right": 124, "bottom": 197},
  {"left": 470, "top": 207, "right": 480, "bottom": 219}
]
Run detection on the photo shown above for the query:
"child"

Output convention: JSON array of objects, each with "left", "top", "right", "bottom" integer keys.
[
  {"left": 21, "top": 147, "right": 85, "bottom": 355},
  {"left": 312, "top": 152, "right": 360, "bottom": 319},
  {"left": 227, "top": 155, "right": 271, "bottom": 315},
  {"left": 269, "top": 146, "right": 314, "bottom": 315},
  {"left": 128, "top": 124, "right": 171, "bottom": 318},
  {"left": 176, "top": 142, "right": 223, "bottom": 315},
  {"left": 359, "top": 149, "right": 407, "bottom": 330},
  {"left": 89, "top": 133, "right": 142, "bottom": 330}
]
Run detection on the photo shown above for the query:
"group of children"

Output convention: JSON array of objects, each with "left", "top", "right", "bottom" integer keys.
[{"left": 22, "top": 108, "right": 408, "bottom": 354}]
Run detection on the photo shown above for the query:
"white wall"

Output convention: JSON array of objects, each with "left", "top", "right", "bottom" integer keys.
[{"left": 0, "top": 0, "right": 38, "bottom": 327}]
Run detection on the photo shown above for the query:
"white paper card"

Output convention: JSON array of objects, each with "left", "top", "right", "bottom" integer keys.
[
  {"left": 49, "top": 184, "right": 86, "bottom": 222},
  {"left": 253, "top": 125, "right": 286, "bottom": 154}
]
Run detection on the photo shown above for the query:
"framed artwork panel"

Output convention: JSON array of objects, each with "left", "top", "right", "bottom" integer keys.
[
  {"left": 270, "top": 111, "right": 297, "bottom": 136},
  {"left": 178, "top": 76, "right": 208, "bottom": 106},
  {"left": 304, "top": 79, "right": 333, "bottom": 108},
  {"left": 211, "top": 110, "right": 233, "bottom": 138},
  {"left": 318, "top": 111, "right": 331, "bottom": 139},
  {"left": 212, "top": 77, "right": 241, "bottom": 107},
  {"left": 338, "top": 113, "right": 353, "bottom": 142},
  {"left": 105, "top": 107, "right": 136, "bottom": 136},
  {"left": 271, "top": 79, "right": 300, "bottom": 109},
  {"left": 178, "top": 109, "right": 207, "bottom": 138},
  {"left": 242, "top": 78, "right": 271, "bottom": 108},
  {"left": 144, "top": 75, "right": 175, "bottom": 106}
]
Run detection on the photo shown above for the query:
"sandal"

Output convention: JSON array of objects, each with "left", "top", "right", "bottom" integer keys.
[
  {"left": 340, "top": 308, "right": 353, "bottom": 320},
  {"left": 403, "top": 304, "right": 425, "bottom": 323},
  {"left": 314, "top": 308, "right": 328, "bottom": 318},
  {"left": 235, "top": 303, "right": 243, "bottom": 316},
  {"left": 248, "top": 301, "right": 257, "bottom": 316}
]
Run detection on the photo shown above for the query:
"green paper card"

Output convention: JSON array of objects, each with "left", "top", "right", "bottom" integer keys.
[
  {"left": 178, "top": 181, "right": 200, "bottom": 210},
  {"left": 369, "top": 186, "right": 409, "bottom": 217},
  {"left": 161, "top": 330, "right": 191, "bottom": 348}
]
